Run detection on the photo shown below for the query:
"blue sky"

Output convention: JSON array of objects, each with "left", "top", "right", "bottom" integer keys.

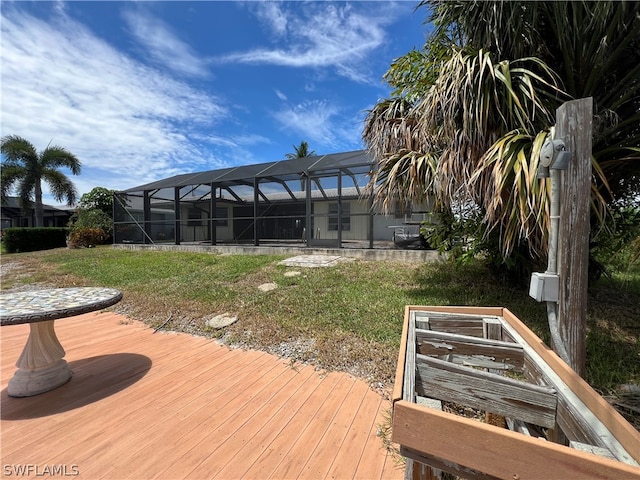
[{"left": 1, "top": 1, "right": 429, "bottom": 206}]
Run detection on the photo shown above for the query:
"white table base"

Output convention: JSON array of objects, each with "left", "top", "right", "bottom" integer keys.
[{"left": 8, "top": 321, "right": 71, "bottom": 397}]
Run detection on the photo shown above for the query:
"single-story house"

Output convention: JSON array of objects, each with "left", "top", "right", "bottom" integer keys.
[{"left": 1, "top": 197, "right": 73, "bottom": 231}]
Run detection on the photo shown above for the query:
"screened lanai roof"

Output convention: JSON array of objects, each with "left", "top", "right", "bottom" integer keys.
[{"left": 119, "top": 150, "right": 373, "bottom": 193}]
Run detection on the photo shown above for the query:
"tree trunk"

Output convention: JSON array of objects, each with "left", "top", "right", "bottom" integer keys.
[{"left": 34, "top": 180, "right": 44, "bottom": 227}]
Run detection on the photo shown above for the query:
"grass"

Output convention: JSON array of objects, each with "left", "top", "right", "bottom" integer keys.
[{"left": 1, "top": 246, "right": 638, "bottom": 405}]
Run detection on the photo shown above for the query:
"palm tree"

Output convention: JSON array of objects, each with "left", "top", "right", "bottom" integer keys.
[
  {"left": 1, "top": 135, "right": 82, "bottom": 227},
  {"left": 285, "top": 141, "right": 316, "bottom": 159},
  {"left": 363, "top": 1, "right": 640, "bottom": 261}
]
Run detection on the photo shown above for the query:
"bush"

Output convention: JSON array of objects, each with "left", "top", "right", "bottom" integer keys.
[
  {"left": 67, "top": 228, "right": 108, "bottom": 248},
  {"left": 592, "top": 205, "right": 640, "bottom": 275},
  {"left": 1, "top": 227, "right": 68, "bottom": 253},
  {"left": 68, "top": 208, "right": 113, "bottom": 236}
]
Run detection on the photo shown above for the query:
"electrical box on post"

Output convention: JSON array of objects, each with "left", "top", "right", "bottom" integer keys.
[{"left": 529, "top": 272, "right": 560, "bottom": 302}]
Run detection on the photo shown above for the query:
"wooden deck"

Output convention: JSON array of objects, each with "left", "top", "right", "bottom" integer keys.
[{"left": 1, "top": 312, "right": 402, "bottom": 479}]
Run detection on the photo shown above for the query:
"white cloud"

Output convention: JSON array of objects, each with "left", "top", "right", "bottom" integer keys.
[
  {"left": 122, "top": 8, "right": 211, "bottom": 79},
  {"left": 274, "top": 89, "right": 288, "bottom": 101},
  {"left": 198, "top": 133, "right": 271, "bottom": 149},
  {"left": 272, "top": 100, "right": 341, "bottom": 146},
  {"left": 0, "top": 7, "right": 227, "bottom": 200},
  {"left": 219, "top": 2, "right": 398, "bottom": 84},
  {"left": 253, "top": 1, "right": 288, "bottom": 37}
]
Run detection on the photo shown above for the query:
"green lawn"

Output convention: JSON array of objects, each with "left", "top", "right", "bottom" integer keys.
[{"left": 1, "top": 246, "right": 638, "bottom": 404}]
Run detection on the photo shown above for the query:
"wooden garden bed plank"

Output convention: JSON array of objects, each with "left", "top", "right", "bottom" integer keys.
[
  {"left": 416, "top": 329, "right": 524, "bottom": 370},
  {"left": 415, "top": 353, "right": 557, "bottom": 428},
  {"left": 393, "top": 400, "right": 640, "bottom": 480}
]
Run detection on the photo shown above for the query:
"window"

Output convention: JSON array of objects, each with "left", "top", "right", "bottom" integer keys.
[
  {"left": 394, "top": 201, "right": 411, "bottom": 219},
  {"left": 187, "top": 208, "right": 201, "bottom": 226},
  {"left": 328, "top": 202, "right": 350, "bottom": 231},
  {"left": 215, "top": 207, "right": 228, "bottom": 226}
]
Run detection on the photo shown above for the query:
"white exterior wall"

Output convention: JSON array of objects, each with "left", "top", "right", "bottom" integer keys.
[{"left": 178, "top": 204, "right": 234, "bottom": 242}]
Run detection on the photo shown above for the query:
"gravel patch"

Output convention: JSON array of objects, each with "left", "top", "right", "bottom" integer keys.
[{"left": 0, "top": 260, "right": 47, "bottom": 292}]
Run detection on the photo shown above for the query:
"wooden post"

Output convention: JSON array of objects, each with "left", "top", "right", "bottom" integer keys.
[{"left": 555, "top": 97, "right": 593, "bottom": 378}]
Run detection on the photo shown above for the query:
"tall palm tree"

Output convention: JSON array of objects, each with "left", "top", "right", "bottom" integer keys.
[
  {"left": 285, "top": 141, "right": 316, "bottom": 159},
  {"left": 1, "top": 135, "right": 82, "bottom": 227},
  {"left": 363, "top": 1, "right": 640, "bottom": 260}
]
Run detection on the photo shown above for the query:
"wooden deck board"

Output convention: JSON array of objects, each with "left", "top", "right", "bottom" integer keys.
[
  {"left": 207, "top": 367, "right": 321, "bottom": 479},
  {"left": 120, "top": 361, "right": 297, "bottom": 479},
  {"left": 266, "top": 373, "right": 357, "bottom": 479},
  {"left": 325, "top": 385, "right": 384, "bottom": 480},
  {"left": 2, "top": 342, "right": 248, "bottom": 445},
  {"left": 353, "top": 406, "right": 400, "bottom": 480},
  {"left": 240, "top": 372, "right": 344, "bottom": 479},
  {"left": 1, "top": 311, "right": 400, "bottom": 480},
  {"left": 301, "top": 379, "right": 371, "bottom": 478},
  {"left": 51, "top": 350, "right": 271, "bottom": 475}
]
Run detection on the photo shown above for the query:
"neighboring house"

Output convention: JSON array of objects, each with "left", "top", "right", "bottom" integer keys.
[
  {"left": 1, "top": 197, "right": 73, "bottom": 231},
  {"left": 113, "top": 150, "right": 433, "bottom": 249}
]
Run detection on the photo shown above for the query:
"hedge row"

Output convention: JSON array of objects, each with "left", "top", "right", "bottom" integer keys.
[{"left": 1, "top": 228, "right": 68, "bottom": 253}]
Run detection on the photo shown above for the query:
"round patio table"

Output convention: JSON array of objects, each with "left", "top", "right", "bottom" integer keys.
[{"left": 0, "top": 287, "right": 123, "bottom": 397}]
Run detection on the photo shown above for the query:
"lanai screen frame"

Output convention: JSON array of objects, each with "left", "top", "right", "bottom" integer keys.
[{"left": 113, "top": 150, "right": 383, "bottom": 249}]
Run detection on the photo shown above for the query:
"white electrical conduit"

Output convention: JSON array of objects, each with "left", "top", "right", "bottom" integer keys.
[{"left": 547, "top": 166, "right": 571, "bottom": 364}]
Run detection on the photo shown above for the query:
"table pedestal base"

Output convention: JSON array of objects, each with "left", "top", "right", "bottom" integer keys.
[{"left": 7, "top": 321, "right": 72, "bottom": 397}]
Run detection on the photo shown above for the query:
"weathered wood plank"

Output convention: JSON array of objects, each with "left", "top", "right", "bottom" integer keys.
[
  {"left": 505, "top": 417, "right": 547, "bottom": 439},
  {"left": 404, "top": 454, "right": 442, "bottom": 480},
  {"left": 414, "top": 312, "right": 484, "bottom": 337},
  {"left": 570, "top": 441, "right": 617, "bottom": 461},
  {"left": 483, "top": 316, "right": 503, "bottom": 342},
  {"left": 393, "top": 400, "right": 640, "bottom": 480},
  {"left": 401, "top": 446, "right": 500, "bottom": 480},
  {"left": 437, "top": 353, "right": 519, "bottom": 371},
  {"left": 502, "top": 308, "right": 640, "bottom": 465},
  {"left": 415, "top": 354, "right": 557, "bottom": 428},
  {"left": 416, "top": 329, "right": 524, "bottom": 370},
  {"left": 393, "top": 306, "right": 412, "bottom": 405},
  {"left": 557, "top": 97, "right": 592, "bottom": 377},
  {"left": 403, "top": 310, "right": 417, "bottom": 403},
  {"left": 395, "top": 306, "right": 640, "bottom": 476}
]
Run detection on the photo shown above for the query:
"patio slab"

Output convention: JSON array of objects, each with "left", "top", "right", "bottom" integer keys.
[{"left": 279, "top": 254, "right": 348, "bottom": 268}]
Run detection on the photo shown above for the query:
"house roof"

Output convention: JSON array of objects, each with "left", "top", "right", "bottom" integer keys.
[
  {"left": 119, "top": 150, "right": 373, "bottom": 193},
  {"left": 1, "top": 197, "right": 71, "bottom": 213}
]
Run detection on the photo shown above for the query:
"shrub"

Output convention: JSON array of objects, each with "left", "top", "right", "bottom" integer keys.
[
  {"left": 68, "top": 208, "right": 113, "bottom": 236},
  {"left": 67, "top": 228, "right": 107, "bottom": 248},
  {"left": 1, "top": 227, "right": 67, "bottom": 253}
]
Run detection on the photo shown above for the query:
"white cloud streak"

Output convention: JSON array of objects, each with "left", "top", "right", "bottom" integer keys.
[
  {"left": 122, "top": 8, "right": 211, "bottom": 79},
  {"left": 220, "top": 2, "right": 398, "bottom": 84},
  {"left": 272, "top": 100, "right": 341, "bottom": 147},
  {"left": 274, "top": 89, "right": 288, "bottom": 101},
  {"left": 0, "top": 7, "right": 227, "bottom": 200},
  {"left": 255, "top": 1, "right": 289, "bottom": 37}
]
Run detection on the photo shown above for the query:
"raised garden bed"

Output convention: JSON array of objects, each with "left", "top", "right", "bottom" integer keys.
[{"left": 392, "top": 306, "right": 640, "bottom": 480}]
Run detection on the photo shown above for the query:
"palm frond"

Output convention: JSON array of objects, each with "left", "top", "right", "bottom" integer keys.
[
  {"left": 44, "top": 169, "right": 78, "bottom": 206},
  {"left": 1, "top": 135, "right": 38, "bottom": 165},
  {"left": 41, "top": 146, "right": 82, "bottom": 174},
  {"left": 469, "top": 130, "right": 550, "bottom": 257},
  {"left": 367, "top": 149, "right": 439, "bottom": 214}
]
